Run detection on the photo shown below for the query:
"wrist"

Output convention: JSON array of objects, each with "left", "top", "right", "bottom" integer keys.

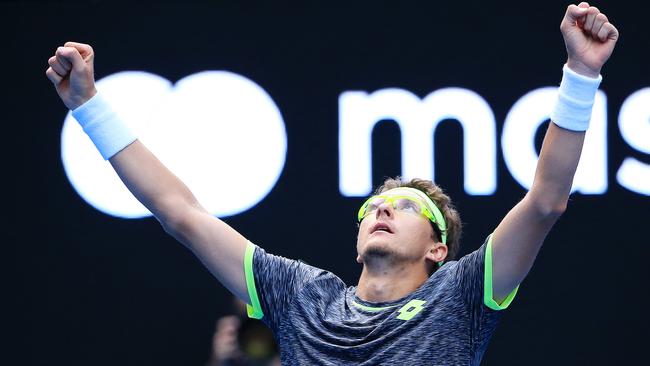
[
  {"left": 69, "top": 87, "right": 98, "bottom": 110},
  {"left": 566, "top": 59, "right": 600, "bottom": 79},
  {"left": 71, "top": 93, "right": 137, "bottom": 160},
  {"left": 550, "top": 64, "right": 602, "bottom": 132}
]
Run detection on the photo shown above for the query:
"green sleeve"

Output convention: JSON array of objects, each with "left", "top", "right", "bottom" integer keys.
[
  {"left": 483, "top": 234, "right": 519, "bottom": 310},
  {"left": 244, "top": 241, "right": 264, "bottom": 319}
]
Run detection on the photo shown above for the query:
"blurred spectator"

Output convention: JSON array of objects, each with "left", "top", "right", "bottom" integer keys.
[{"left": 206, "top": 297, "right": 279, "bottom": 366}]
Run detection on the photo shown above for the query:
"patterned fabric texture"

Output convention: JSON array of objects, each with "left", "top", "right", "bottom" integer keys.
[{"left": 248, "top": 238, "right": 506, "bottom": 365}]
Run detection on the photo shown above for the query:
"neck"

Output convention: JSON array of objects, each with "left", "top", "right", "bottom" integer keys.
[{"left": 355, "top": 261, "right": 430, "bottom": 303}]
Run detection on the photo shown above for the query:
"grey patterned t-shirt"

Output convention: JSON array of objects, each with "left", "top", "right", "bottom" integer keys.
[{"left": 243, "top": 236, "right": 517, "bottom": 365}]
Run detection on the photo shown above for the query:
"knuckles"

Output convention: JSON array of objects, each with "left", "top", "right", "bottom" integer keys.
[
  {"left": 562, "top": 4, "right": 613, "bottom": 36},
  {"left": 62, "top": 42, "right": 94, "bottom": 58},
  {"left": 587, "top": 6, "right": 599, "bottom": 15},
  {"left": 57, "top": 46, "right": 75, "bottom": 58}
]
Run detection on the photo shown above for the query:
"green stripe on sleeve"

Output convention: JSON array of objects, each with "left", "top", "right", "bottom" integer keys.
[
  {"left": 484, "top": 234, "right": 519, "bottom": 311},
  {"left": 244, "top": 241, "right": 264, "bottom": 319}
]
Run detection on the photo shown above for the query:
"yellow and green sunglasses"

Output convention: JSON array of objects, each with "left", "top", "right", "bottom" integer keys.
[{"left": 357, "top": 193, "right": 447, "bottom": 245}]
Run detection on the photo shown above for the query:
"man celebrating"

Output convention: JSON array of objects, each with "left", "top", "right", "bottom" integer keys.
[{"left": 46, "top": 2, "right": 618, "bottom": 364}]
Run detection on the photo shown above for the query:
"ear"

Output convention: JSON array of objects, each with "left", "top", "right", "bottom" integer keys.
[{"left": 426, "top": 242, "right": 448, "bottom": 264}]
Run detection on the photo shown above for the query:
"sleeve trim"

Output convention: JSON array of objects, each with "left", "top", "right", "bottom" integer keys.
[
  {"left": 244, "top": 241, "right": 264, "bottom": 319},
  {"left": 484, "top": 234, "right": 519, "bottom": 311}
]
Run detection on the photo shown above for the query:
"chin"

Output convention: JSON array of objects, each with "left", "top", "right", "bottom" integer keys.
[
  {"left": 364, "top": 246, "right": 393, "bottom": 258},
  {"left": 361, "top": 239, "right": 399, "bottom": 260}
]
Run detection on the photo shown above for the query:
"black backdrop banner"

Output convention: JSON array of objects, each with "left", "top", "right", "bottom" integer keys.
[{"left": 5, "top": 1, "right": 648, "bottom": 365}]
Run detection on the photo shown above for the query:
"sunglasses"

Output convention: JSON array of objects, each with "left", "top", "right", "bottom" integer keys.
[{"left": 357, "top": 194, "right": 447, "bottom": 245}]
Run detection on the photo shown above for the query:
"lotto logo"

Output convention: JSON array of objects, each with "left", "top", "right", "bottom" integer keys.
[{"left": 396, "top": 299, "right": 427, "bottom": 321}]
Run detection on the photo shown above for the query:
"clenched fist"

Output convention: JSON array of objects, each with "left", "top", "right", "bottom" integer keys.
[
  {"left": 45, "top": 42, "right": 97, "bottom": 110},
  {"left": 562, "top": 2, "right": 619, "bottom": 78}
]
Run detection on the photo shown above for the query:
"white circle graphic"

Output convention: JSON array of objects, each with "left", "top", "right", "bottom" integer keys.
[{"left": 61, "top": 71, "right": 287, "bottom": 218}]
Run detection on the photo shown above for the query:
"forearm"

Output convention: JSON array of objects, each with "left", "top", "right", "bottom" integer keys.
[
  {"left": 110, "top": 140, "right": 202, "bottom": 226},
  {"left": 68, "top": 91, "right": 201, "bottom": 226},
  {"left": 528, "top": 123, "right": 585, "bottom": 214},
  {"left": 527, "top": 57, "right": 604, "bottom": 213}
]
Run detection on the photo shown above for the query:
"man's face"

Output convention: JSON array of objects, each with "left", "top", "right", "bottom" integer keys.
[{"left": 356, "top": 188, "right": 445, "bottom": 267}]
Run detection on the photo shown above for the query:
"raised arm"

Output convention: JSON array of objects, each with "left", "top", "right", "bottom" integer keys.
[
  {"left": 46, "top": 42, "right": 251, "bottom": 304},
  {"left": 490, "top": 3, "right": 619, "bottom": 301}
]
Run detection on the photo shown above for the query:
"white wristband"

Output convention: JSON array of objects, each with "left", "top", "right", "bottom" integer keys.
[
  {"left": 71, "top": 93, "right": 137, "bottom": 160},
  {"left": 550, "top": 64, "right": 602, "bottom": 132}
]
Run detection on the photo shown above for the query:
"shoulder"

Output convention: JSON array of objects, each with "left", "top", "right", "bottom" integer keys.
[
  {"left": 252, "top": 243, "right": 345, "bottom": 288},
  {"left": 444, "top": 237, "right": 490, "bottom": 275}
]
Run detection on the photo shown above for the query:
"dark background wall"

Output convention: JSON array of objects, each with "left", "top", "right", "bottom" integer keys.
[{"left": 5, "top": 1, "right": 648, "bottom": 364}]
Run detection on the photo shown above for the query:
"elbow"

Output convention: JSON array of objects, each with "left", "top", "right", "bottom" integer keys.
[
  {"left": 154, "top": 198, "right": 199, "bottom": 240},
  {"left": 545, "top": 201, "right": 567, "bottom": 219},
  {"left": 160, "top": 215, "right": 184, "bottom": 237},
  {"left": 528, "top": 194, "right": 568, "bottom": 220},
  {"left": 159, "top": 209, "right": 196, "bottom": 245}
]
